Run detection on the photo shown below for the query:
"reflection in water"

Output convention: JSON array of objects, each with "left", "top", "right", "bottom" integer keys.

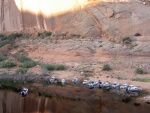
[
  {"left": 0, "top": 90, "right": 101, "bottom": 113},
  {"left": 0, "top": 90, "right": 150, "bottom": 113}
]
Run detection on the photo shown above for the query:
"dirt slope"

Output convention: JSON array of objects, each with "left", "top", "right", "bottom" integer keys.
[{"left": 0, "top": 34, "right": 147, "bottom": 92}]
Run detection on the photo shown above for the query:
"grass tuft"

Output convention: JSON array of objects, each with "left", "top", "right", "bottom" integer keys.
[
  {"left": 135, "top": 68, "right": 145, "bottom": 74},
  {"left": 18, "top": 56, "right": 32, "bottom": 62},
  {"left": 16, "top": 67, "right": 28, "bottom": 74},
  {"left": 44, "top": 31, "right": 52, "bottom": 36},
  {"left": 41, "top": 64, "right": 67, "bottom": 71},
  {"left": 22, "top": 61, "right": 37, "bottom": 68},
  {"left": 37, "top": 31, "right": 52, "bottom": 39},
  {"left": 7, "top": 33, "right": 22, "bottom": 40},
  {"left": 12, "top": 52, "right": 21, "bottom": 59},
  {"left": 1, "top": 61, "right": 16, "bottom": 68},
  {"left": 102, "top": 64, "right": 111, "bottom": 71},
  {"left": 0, "top": 56, "right": 7, "bottom": 62},
  {"left": 0, "top": 40, "right": 10, "bottom": 48},
  {"left": 131, "top": 78, "right": 150, "bottom": 82},
  {"left": 122, "top": 36, "right": 132, "bottom": 44},
  {"left": 22, "top": 33, "right": 30, "bottom": 38}
]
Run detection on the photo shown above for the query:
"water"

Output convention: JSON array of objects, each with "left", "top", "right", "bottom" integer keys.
[{"left": 0, "top": 90, "right": 150, "bottom": 113}]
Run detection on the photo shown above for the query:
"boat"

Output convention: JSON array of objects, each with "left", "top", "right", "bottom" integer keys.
[
  {"left": 61, "top": 78, "right": 66, "bottom": 85},
  {"left": 98, "top": 81, "right": 104, "bottom": 88},
  {"left": 72, "top": 77, "right": 78, "bottom": 84},
  {"left": 112, "top": 82, "right": 120, "bottom": 89},
  {"left": 127, "top": 85, "right": 142, "bottom": 94},
  {"left": 50, "top": 76, "right": 57, "bottom": 84},
  {"left": 103, "top": 82, "right": 111, "bottom": 90},
  {"left": 82, "top": 80, "right": 89, "bottom": 85},
  {"left": 88, "top": 81, "right": 99, "bottom": 89},
  {"left": 20, "top": 88, "right": 28, "bottom": 97}
]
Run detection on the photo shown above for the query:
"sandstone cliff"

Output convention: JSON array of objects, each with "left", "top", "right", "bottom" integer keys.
[{"left": 0, "top": 0, "right": 150, "bottom": 38}]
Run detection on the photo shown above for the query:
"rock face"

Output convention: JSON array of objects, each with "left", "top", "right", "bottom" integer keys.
[{"left": 0, "top": 0, "right": 150, "bottom": 38}]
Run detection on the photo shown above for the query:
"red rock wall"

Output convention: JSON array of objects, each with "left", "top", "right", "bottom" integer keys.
[{"left": 0, "top": 0, "right": 150, "bottom": 38}]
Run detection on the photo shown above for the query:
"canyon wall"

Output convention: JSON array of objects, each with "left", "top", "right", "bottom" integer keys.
[{"left": 0, "top": 0, "right": 150, "bottom": 38}]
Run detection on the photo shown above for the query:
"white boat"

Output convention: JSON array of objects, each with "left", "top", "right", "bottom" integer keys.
[
  {"left": 92, "top": 81, "right": 99, "bottom": 88},
  {"left": 98, "top": 81, "right": 104, "bottom": 88},
  {"left": 112, "top": 82, "right": 120, "bottom": 89},
  {"left": 50, "top": 76, "right": 57, "bottom": 84},
  {"left": 88, "top": 83, "right": 94, "bottom": 89},
  {"left": 127, "top": 85, "right": 142, "bottom": 94},
  {"left": 88, "top": 81, "right": 99, "bottom": 89},
  {"left": 61, "top": 78, "right": 66, "bottom": 85},
  {"left": 20, "top": 88, "right": 28, "bottom": 97},
  {"left": 82, "top": 80, "right": 89, "bottom": 85},
  {"left": 72, "top": 77, "right": 78, "bottom": 84},
  {"left": 103, "top": 82, "right": 111, "bottom": 90},
  {"left": 120, "top": 83, "right": 128, "bottom": 91}
]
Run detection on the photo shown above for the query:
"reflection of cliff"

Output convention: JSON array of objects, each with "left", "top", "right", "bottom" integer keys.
[
  {"left": 0, "top": 90, "right": 103, "bottom": 113},
  {"left": 0, "top": 0, "right": 150, "bottom": 37},
  {"left": 0, "top": 90, "right": 150, "bottom": 113}
]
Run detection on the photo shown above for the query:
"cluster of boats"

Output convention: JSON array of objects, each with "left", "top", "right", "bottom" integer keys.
[
  {"left": 50, "top": 76, "right": 143, "bottom": 95},
  {"left": 19, "top": 76, "right": 143, "bottom": 97}
]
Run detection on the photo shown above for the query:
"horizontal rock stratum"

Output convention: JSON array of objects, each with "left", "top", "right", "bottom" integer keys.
[{"left": 0, "top": 0, "right": 150, "bottom": 38}]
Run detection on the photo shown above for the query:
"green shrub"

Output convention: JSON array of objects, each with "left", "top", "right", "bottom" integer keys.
[
  {"left": 122, "top": 36, "right": 132, "bottom": 44},
  {"left": 41, "top": 67, "right": 49, "bottom": 76},
  {"left": 37, "top": 32, "right": 44, "bottom": 39},
  {"left": 12, "top": 52, "right": 21, "bottom": 59},
  {"left": 22, "top": 33, "right": 30, "bottom": 38},
  {"left": 54, "top": 64, "right": 67, "bottom": 70},
  {"left": 0, "top": 40, "right": 10, "bottom": 48},
  {"left": 131, "top": 78, "right": 150, "bottom": 82},
  {"left": 16, "top": 67, "right": 28, "bottom": 74},
  {"left": 19, "top": 56, "right": 32, "bottom": 62},
  {"left": 37, "top": 32, "right": 42, "bottom": 37},
  {"left": 136, "top": 68, "right": 144, "bottom": 74},
  {"left": 0, "top": 34, "right": 6, "bottom": 41},
  {"left": 42, "top": 64, "right": 55, "bottom": 71},
  {"left": 22, "top": 61, "right": 37, "bottom": 68},
  {"left": 42, "top": 64, "right": 67, "bottom": 71},
  {"left": 1, "top": 61, "right": 16, "bottom": 68},
  {"left": 7, "top": 33, "right": 22, "bottom": 40},
  {"left": 0, "top": 56, "right": 7, "bottom": 62},
  {"left": 40, "top": 35, "right": 44, "bottom": 39},
  {"left": 44, "top": 31, "right": 52, "bottom": 36},
  {"left": 102, "top": 64, "right": 111, "bottom": 71},
  {"left": 38, "top": 31, "right": 52, "bottom": 38}
]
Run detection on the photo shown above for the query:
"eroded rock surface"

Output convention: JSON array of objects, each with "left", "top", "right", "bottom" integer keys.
[{"left": 0, "top": 0, "right": 150, "bottom": 38}]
